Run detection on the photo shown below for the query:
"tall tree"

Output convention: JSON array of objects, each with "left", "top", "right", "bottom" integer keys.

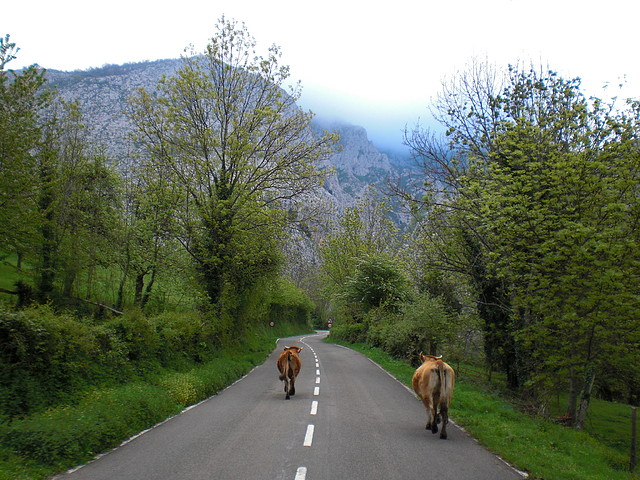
[
  {"left": 320, "top": 186, "right": 401, "bottom": 299},
  {"left": 36, "top": 100, "right": 120, "bottom": 302},
  {"left": 0, "top": 35, "right": 51, "bottom": 270},
  {"left": 404, "top": 62, "right": 640, "bottom": 424},
  {"left": 128, "top": 17, "right": 337, "bottom": 310}
]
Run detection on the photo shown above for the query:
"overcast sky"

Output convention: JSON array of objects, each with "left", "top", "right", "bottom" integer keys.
[{"left": 5, "top": 0, "right": 638, "bottom": 153}]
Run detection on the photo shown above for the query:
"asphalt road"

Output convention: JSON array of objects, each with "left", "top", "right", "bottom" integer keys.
[{"left": 54, "top": 332, "right": 526, "bottom": 480}]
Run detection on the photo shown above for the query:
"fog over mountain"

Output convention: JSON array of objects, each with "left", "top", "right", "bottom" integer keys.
[{"left": 297, "top": 83, "right": 426, "bottom": 156}]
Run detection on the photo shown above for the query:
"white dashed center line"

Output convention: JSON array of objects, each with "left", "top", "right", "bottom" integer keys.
[
  {"left": 296, "top": 335, "right": 326, "bottom": 479},
  {"left": 295, "top": 466, "right": 307, "bottom": 480},
  {"left": 303, "top": 424, "right": 315, "bottom": 446}
]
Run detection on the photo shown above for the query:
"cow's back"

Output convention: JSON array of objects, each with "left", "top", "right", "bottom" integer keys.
[
  {"left": 412, "top": 357, "right": 455, "bottom": 401},
  {"left": 412, "top": 359, "right": 439, "bottom": 399},
  {"left": 289, "top": 351, "right": 301, "bottom": 376}
]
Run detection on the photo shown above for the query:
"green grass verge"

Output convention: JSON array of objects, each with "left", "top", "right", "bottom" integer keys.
[
  {"left": 0, "top": 322, "right": 311, "bottom": 480},
  {"left": 327, "top": 339, "right": 638, "bottom": 480}
]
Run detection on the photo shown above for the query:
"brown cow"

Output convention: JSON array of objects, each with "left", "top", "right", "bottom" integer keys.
[
  {"left": 277, "top": 346, "right": 302, "bottom": 400},
  {"left": 412, "top": 353, "right": 455, "bottom": 439}
]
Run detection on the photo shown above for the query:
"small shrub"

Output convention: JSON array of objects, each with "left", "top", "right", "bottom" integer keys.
[
  {"left": 158, "top": 372, "right": 205, "bottom": 406},
  {"left": 0, "top": 384, "right": 179, "bottom": 465},
  {"left": 329, "top": 322, "right": 368, "bottom": 343},
  {"left": 104, "top": 309, "right": 158, "bottom": 362}
]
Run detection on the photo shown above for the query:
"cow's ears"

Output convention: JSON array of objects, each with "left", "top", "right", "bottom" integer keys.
[{"left": 419, "top": 352, "right": 426, "bottom": 362}]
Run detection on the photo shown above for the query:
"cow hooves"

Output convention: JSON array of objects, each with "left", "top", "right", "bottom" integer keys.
[
  {"left": 285, "top": 395, "right": 290, "bottom": 400},
  {"left": 440, "top": 434, "right": 447, "bottom": 440}
]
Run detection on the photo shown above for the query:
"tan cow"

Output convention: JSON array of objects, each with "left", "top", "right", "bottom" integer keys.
[
  {"left": 277, "top": 346, "right": 302, "bottom": 400},
  {"left": 412, "top": 353, "right": 455, "bottom": 439}
]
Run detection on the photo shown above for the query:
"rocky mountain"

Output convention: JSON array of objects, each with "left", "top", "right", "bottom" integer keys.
[{"left": 45, "top": 59, "right": 412, "bottom": 215}]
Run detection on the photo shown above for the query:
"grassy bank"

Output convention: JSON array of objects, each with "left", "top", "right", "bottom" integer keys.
[
  {"left": 327, "top": 339, "right": 637, "bottom": 480},
  {"left": 0, "top": 322, "right": 311, "bottom": 480}
]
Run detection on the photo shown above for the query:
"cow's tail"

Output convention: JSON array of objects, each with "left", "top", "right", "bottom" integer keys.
[
  {"left": 435, "top": 362, "right": 445, "bottom": 412},
  {"left": 437, "top": 361, "right": 450, "bottom": 415},
  {"left": 437, "top": 361, "right": 446, "bottom": 393}
]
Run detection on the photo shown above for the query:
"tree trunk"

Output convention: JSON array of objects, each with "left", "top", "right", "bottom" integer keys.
[
  {"left": 141, "top": 267, "right": 156, "bottom": 308},
  {"left": 134, "top": 272, "right": 145, "bottom": 306},
  {"left": 37, "top": 150, "right": 57, "bottom": 302},
  {"left": 116, "top": 246, "right": 131, "bottom": 310},
  {"left": 566, "top": 370, "right": 579, "bottom": 423},
  {"left": 63, "top": 267, "right": 76, "bottom": 297},
  {"left": 575, "top": 365, "right": 596, "bottom": 430}
]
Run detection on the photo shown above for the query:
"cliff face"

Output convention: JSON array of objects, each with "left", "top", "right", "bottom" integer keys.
[{"left": 46, "top": 58, "right": 409, "bottom": 213}]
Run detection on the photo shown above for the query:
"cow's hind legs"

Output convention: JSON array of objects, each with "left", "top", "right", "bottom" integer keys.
[
  {"left": 422, "top": 399, "right": 438, "bottom": 434},
  {"left": 439, "top": 404, "right": 449, "bottom": 439},
  {"left": 284, "top": 378, "right": 291, "bottom": 400},
  {"left": 289, "top": 378, "right": 296, "bottom": 396}
]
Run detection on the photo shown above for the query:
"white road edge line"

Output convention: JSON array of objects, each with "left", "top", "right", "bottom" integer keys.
[
  {"left": 313, "top": 386, "right": 320, "bottom": 396},
  {"left": 310, "top": 400, "right": 318, "bottom": 415},
  {"left": 315, "top": 377, "right": 320, "bottom": 384},
  {"left": 303, "top": 424, "right": 315, "bottom": 446},
  {"left": 295, "top": 466, "right": 307, "bottom": 480}
]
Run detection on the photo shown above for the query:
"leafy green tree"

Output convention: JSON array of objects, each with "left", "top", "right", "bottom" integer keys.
[
  {"left": 343, "top": 253, "right": 410, "bottom": 314},
  {"left": 405, "top": 62, "right": 640, "bottom": 426},
  {"left": 128, "top": 17, "right": 337, "bottom": 310},
  {"left": 320, "top": 186, "right": 400, "bottom": 298},
  {"left": 403, "top": 61, "right": 523, "bottom": 387},
  {"left": 35, "top": 100, "right": 121, "bottom": 302},
  {"left": 0, "top": 35, "right": 51, "bottom": 269},
  {"left": 116, "top": 163, "right": 183, "bottom": 310},
  {"left": 469, "top": 70, "right": 640, "bottom": 425}
]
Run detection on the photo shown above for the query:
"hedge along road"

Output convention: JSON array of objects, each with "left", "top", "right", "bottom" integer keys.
[{"left": 54, "top": 332, "right": 525, "bottom": 480}]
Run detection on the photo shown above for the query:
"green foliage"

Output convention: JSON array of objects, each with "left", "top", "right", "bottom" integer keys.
[
  {"left": 366, "top": 295, "right": 457, "bottom": 362},
  {"left": 405, "top": 61, "right": 640, "bottom": 416},
  {"left": 0, "top": 306, "right": 120, "bottom": 418},
  {"left": 343, "top": 254, "right": 410, "bottom": 313},
  {"left": 0, "top": 36, "right": 51, "bottom": 265},
  {"left": 266, "top": 277, "right": 315, "bottom": 325},
  {"left": 320, "top": 187, "right": 401, "bottom": 298},
  {"left": 0, "top": 305, "right": 311, "bottom": 478},
  {"left": 127, "top": 17, "right": 337, "bottom": 307},
  {"left": 0, "top": 383, "right": 179, "bottom": 466},
  {"left": 328, "top": 322, "right": 368, "bottom": 344}
]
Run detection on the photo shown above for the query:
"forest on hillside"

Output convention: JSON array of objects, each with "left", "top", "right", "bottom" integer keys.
[{"left": 1, "top": 14, "right": 639, "bottom": 440}]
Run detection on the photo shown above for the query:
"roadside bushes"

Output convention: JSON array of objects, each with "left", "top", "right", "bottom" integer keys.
[
  {"left": 0, "top": 277, "right": 314, "bottom": 420},
  {"left": 0, "top": 306, "right": 109, "bottom": 419},
  {"left": 330, "top": 294, "right": 468, "bottom": 366},
  {"left": 0, "top": 295, "right": 313, "bottom": 478},
  {"left": 0, "top": 383, "right": 179, "bottom": 466}
]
